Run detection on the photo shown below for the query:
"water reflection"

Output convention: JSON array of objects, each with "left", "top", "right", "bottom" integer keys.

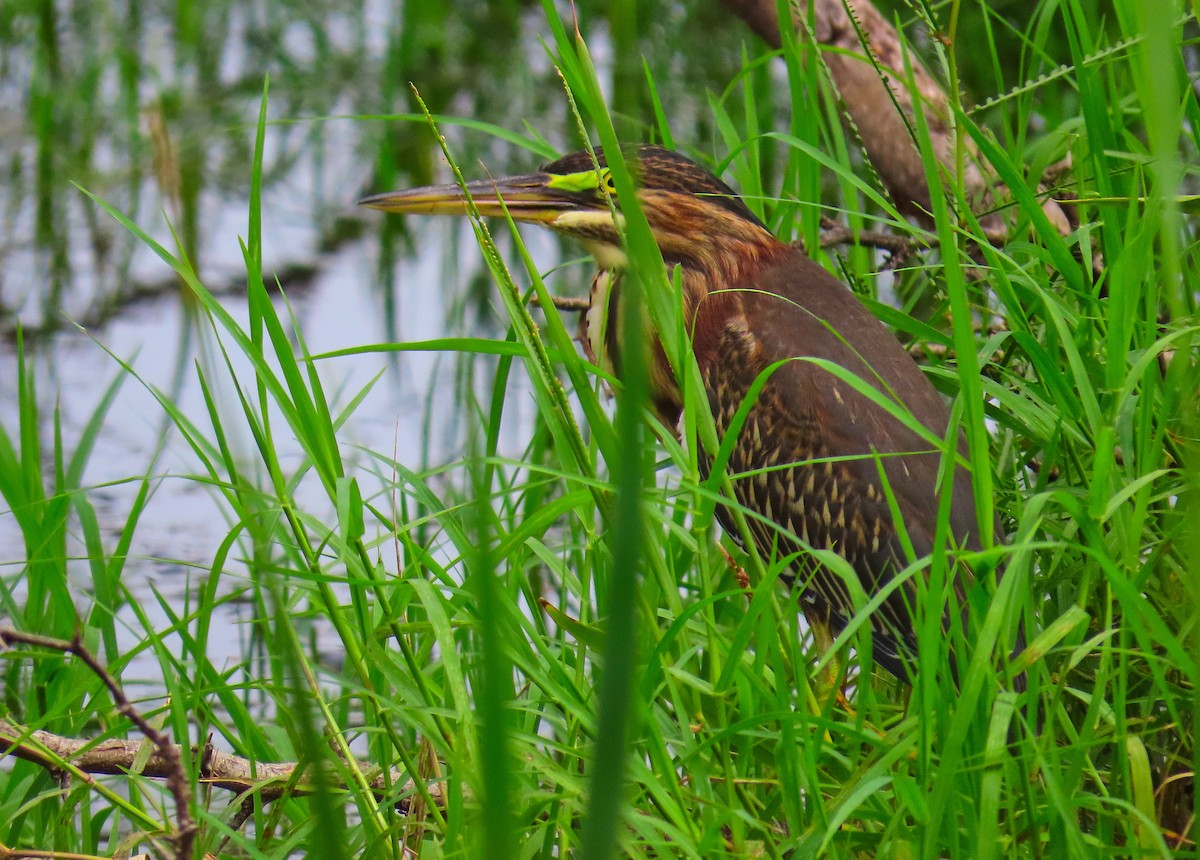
[{"left": 1, "top": 0, "right": 754, "bottom": 333}]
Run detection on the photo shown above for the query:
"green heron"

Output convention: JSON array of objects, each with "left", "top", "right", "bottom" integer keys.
[{"left": 361, "top": 145, "right": 1004, "bottom": 680}]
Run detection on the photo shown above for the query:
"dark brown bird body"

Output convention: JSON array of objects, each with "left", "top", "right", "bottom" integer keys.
[
  {"left": 693, "top": 248, "right": 988, "bottom": 674},
  {"left": 361, "top": 144, "right": 1001, "bottom": 679},
  {"left": 586, "top": 224, "right": 987, "bottom": 675}
]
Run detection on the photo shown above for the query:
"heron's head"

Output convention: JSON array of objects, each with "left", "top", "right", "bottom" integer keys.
[{"left": 359, "top": 144, "right": 775, "bottom": 271}]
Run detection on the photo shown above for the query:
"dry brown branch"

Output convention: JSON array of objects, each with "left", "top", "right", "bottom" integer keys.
[
  {"left": 720, "top": 0, "right": 1070, "bottom": 238},
  {"left": 815, "top": 217, "right": 918, "bottom": 255},
  {"left": 535, "top": 295, "right": 591, "bottom": 313},
  {"left": 0, "top": 717, "right": 440, "bottom": 812}
]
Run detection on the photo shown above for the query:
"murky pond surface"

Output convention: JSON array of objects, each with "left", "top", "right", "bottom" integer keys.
[{"left": 0, "top": 0, "right": 756, "bottom": 683}]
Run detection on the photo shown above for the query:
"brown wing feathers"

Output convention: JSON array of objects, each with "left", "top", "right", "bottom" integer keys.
[{"left": 699, "top": 249, "right": 992, "bottom": 676}]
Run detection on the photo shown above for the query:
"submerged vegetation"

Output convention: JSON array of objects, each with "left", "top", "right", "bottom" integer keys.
[{"left": 1, "top": 0, "right": 1198, "bottom": 857}]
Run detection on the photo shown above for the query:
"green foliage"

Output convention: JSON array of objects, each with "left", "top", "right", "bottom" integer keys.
[{"left": 1, "top": 0, "right": 1197, "bottom": 858}]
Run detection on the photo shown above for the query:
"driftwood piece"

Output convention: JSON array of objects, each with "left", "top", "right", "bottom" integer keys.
[
  {"left": 0, "top": 718, "right": 436, "bottom": 810},
  {"left": 721, "top": 0, "right": 1070, "bottom": 237}
]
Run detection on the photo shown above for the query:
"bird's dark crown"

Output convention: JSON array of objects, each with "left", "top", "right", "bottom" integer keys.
[{"left": 543, "top": 145, "right": 767, "bottom": 231}]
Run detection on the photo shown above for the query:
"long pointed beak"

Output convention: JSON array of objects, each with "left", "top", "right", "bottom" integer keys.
[{"left": 358, "top": 173, "right": 577, "bottom": 224}]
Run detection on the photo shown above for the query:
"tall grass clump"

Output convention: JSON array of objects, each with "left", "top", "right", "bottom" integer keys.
[{"left": 1, "top": 1, "right": 1197, "bottom": 858}]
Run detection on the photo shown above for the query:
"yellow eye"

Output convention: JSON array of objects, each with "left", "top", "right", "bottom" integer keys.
[{"left": 601, "top": 170, "right": 617, "bottom": 195}]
